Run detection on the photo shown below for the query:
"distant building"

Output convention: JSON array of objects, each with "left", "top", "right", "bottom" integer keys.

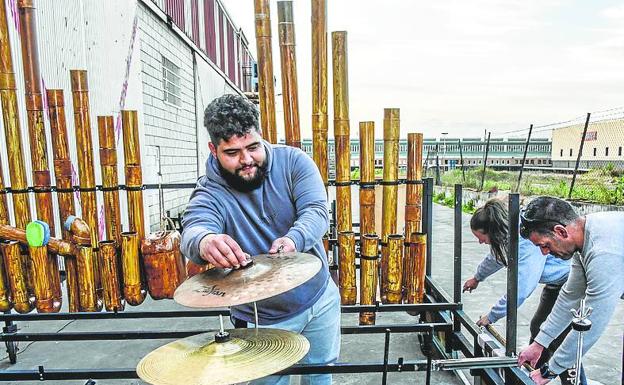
[{"left": 551, "top": 117, "right": 624, "bottom": 169}]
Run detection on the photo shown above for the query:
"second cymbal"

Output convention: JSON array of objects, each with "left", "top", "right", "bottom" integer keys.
[{"left": 174, "top": 252, "right": 322, "bottom": 308}]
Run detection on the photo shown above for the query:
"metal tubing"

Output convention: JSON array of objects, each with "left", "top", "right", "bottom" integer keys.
[
  {"left": 515, "top": 124, "right": 533, "bottom": 192},
  {"left": 506, "top": 193, "right": 519, "bottom": 356},
  {"left": 453, "top": 184, "right": 462, "bottom": 332},
  {"left": 359, "top": 122, "right": 375, "bottom": 236},
  {"left": 122, "top": 110, "right": 146, "bottom": 241},
  {"left": 121, "top": 231, "right": 145, "bottom": 306},
  {"left": 479, "top": 132, "right": 491, "bottom": 191},
  {"left": 337, "top": 231, "right": 356, "bottom": 304},
  {"left": 424, "top": 178, "right": 433, "bottom": 277},
  {"left": 99, "top": 240, "right": 124, "bottom": 311},
  {"left": 406, "top": 232, "right": 427, "bottom": 303},
  {"left": 382, "top": 329, "right": 390, "bottom": 385},
  {"left": 311, "top": 0, "right": 328, "bottom": 185},
  {"left": 46, "top": 89, "right": 80, "bottom": 312},
  {"left": 70, "top": 70, "right": 103, "bottom": 310},
  {"left": 277, "top": 1, "right": 300, "bottom": 148},
  {"left": 404, "top": 133, "right": 423, "bottom": 302},
  {"left": 76, "top": 245, "right": 100, "bottom": 312},
  {"left": 332, "top": 31, "right": 352, "bottom": 233},
  {"left": 359, "top": 234, "right": 378, "bottom": 325},
  {"left": 569, "top": 113, "right": 591, "bottom": 199},
  {"left": 254, "top": 0, "right": 277, "bottom": 143},
  {"left": 97, "top": 116, "right": 123, "bottom": 245}
]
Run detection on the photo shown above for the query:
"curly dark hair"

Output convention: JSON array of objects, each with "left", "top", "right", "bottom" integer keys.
[
  {"left": 203, "top": 94, "right": 260, "bottom": 144},
  {"left": 470, "top": 198, "right": 509, "bottom": 266}
]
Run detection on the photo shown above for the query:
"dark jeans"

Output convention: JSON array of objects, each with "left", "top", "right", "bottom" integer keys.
[{"left": 529, "top": 284, "right": 587, "bottom": 385}]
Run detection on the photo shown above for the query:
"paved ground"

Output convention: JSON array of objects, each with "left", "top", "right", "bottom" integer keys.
[{"left": 0, "top": 201, "right": 621, "bottom": 385}]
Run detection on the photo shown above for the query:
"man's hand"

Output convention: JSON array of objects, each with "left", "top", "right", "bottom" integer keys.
[
  {"left": 269, "top": 237, "right": 296, "bottom": 254},
  {"left": 529, "top": 369, "right": 552, "bottom": 385},
  {"left": 476, "top": 314, "right": 491, "bottom": 327},
  {"left": 463, "top": 277, "right": 480, "bottom": 293},
  {"left": 518, "top": 342, "right": 545, "bottom": 368},
  {"left": 199, "top": 234, "right": 250, "bottom": 269}
]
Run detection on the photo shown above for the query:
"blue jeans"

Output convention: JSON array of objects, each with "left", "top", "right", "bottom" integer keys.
[{"left": 249, "top": 280, "right": 341, "bottom": 385}]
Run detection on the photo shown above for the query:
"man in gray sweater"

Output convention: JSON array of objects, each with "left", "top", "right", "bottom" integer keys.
[
  {"left": 517, "top": 196, "right": 624, "bottom": 384},
  {"left": 181, "top": 95, "right": 340, "bottom": 385}
]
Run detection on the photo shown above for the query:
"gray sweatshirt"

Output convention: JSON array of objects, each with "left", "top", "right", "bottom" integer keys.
[{"left": 534, "top": 212, "right": 624, "bottom": 374}]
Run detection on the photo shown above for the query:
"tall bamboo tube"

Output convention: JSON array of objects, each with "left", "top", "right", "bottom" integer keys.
[
  {"left": 121, "top": 231, "right": 146, "bottom": 306},
  {"left": 407, "top": 232, "right": 427, "bottom": 303},
  {"left": 122, "top": 110, "right": 146, "bottom": 241},
  {"left": 47, "top": 89, "right": 80, "bottom": 312},
  {"left": 98, "top": 116, "right": 123, "bottom": 245},
  {"left": 359, "top": 122, "right": 375, "bottom": 235},
  {"left": 254, "top": 0, "right": 277, "bottom": 143},
  {"left": 277, "top": 1, "right": 300, "bottom": 148},
  {"left": 311, "top": 0, "right": 328, "bottom": 185},
  {"left": 385, "top": 234, "right": 404, "bottom": 304},
  {"left": 1, "top": 240, "right": 32, "bottom": 313},
  {"left": 70, "top": 69, "right": 103, "bottom": 310},
  {"left": 76, "top": 245, "right": 100, "bottom": 311},
  {"left": 337, "top": 231, "right": 356, "bottom": 305},
  {"left": 332, "top": 31, "right": 352, "bottom": 233},
  {"left": 28, "top": 244, "right": 56, "bottom": 313},
  {"left": 403, "top": 133, "right": 423, "bottom": 302},
  {"left": 0, "top": 147, "right": 10, "bottom": 311},
  {"left": 99, "top": 240, "right": 124, "bottom": 311},
  {"left": 380, "top": 108, "right": 400, "bottom": 304},
  {"left": 359, "top": 233, "right": 379, "bottom": 325}
]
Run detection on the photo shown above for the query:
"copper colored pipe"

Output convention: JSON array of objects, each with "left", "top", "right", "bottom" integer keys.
[
  {"left": 28, "top": 244, "right": 59, "bottom": 313},
  {"left": 121, "top": 231, "right": 145, "bottom": 306},
  {"left": 277, "top": 1, "right": 300, "bottom": 148},
  {"left": 47, "top": 89, "right": 80, "bottom": 312},
  {"left": 121, "top": 110, "right": 146, "bottom": 241},
  {"left": 70, "top": 70, "right": 103, "bottom": 310},
  {"left": 0, "top": 247, "right": 10, "bottom": 311},
  {"left": 359, "top": 122, "right": 376, "bottom": 236},
  {"left": 407, "top": 232, "right": 427, "bottom": 304},
  {"left": 1, "top": 240, "right": 32, "bottom": 313},
  {"left": 97, "top": 116, "right": 123, "bottom": 245},
  {"left": 254, "top": 0, "right": 277, "bottom": 143},
  {"left": 311, "top": 0, "right": 328, "bottom": 185},
  {"left": 403, "top": 133, "right": 423, "bottom": 302},
  {"left": 141, "top": 230, "right": 187, "bottom": 299},
  {"left": 337, "top": 231, "right": 356, "bottom": 305},
  {"left": 385, "top": 234, "right": 404, "bottom": 304},
  {"left": 359, "top": 233, "right": 379, "bottom": 325},
  {"left": 76, "top": 245, "right": 101, "bottom": 312},
  {"left": 380, "top": 108, "right": 400, "bottom": 304},
  {"left": 99, "top": 240, "right": 124, "bottom": 311}
]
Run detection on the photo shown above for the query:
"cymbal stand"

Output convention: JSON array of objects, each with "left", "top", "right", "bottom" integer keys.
[
  {"left": 569, "top": 299, "right": 592, "bottom": 385},
  {"left": 254, "top": 302, "right": 259, "bottom": 329}
]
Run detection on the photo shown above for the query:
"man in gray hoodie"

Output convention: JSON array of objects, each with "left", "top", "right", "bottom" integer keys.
[
  {"left": 517, "top": 196, "right": 624, "bottom": 384},
  {"left": 181, "top": 94, "right": 340, "bottom": 385}
]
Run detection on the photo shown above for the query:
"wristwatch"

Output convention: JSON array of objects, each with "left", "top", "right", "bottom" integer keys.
[{"left": 539, "top": 363, "right": 558, "bottom": 379}]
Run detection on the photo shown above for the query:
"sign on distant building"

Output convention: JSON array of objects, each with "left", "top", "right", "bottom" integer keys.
[{"left": 585, "top": 131, "right": 598, "bottom": 141}]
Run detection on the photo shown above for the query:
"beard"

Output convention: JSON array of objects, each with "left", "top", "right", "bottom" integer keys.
[{"left": 217, "top": 160, "right": 267, "bottom": 192}]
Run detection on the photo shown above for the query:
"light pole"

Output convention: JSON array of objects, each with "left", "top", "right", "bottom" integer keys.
[{"left": 441, "top": 132, "right": 448, "bottom": 172}]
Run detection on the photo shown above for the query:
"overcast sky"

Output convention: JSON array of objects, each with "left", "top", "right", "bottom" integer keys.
[{"left": 225, "top": 1, "right": 624, "bottom": 139}]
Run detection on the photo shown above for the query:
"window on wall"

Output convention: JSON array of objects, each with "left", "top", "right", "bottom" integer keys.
[
  {"left": 560, "top": 149, "right": 563, "bottom": 157},
  {"left": 569, "top": 149, "right": 573, "bottom": 156},
  {"left": 162, "top": 56, "right": 182, "bottom": 107},
  {"left": 593, "top": 148, "right": 597, "bottom": 156},
  {"left": 605, "top": 147, "right": 609, "bottom": 156},
  {"left": 619, "top": 146, "right": 622, "bottom": 156}
]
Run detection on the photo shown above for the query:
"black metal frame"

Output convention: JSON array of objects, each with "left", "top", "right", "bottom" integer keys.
[{"left": 0, "top": 178, "right": 535, "bottom": 384}]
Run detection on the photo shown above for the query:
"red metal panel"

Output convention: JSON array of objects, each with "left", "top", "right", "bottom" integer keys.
[
  {"left": 204, "top": 0, "right": 216, "bottom": 62},
  {"left": 227, "top": 22, "right": 235, "bottom": 82},
  {"left": 166, "top": 0, "right": 185, "bottom": 30},
  {"left": 218, "top": 6, "right": 225, "bottom": 70},
  {"left": 191, "top": 0, "right": 200, "bottom": 45}
]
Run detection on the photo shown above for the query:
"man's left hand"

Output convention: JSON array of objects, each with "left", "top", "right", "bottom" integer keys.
[
  {"left": 476, "top": 314, "right": 491, "bottom": 327},
  {"left": 269, "top": 237, "right": 296, "bottom": 254},
  {"left": 529, "top": 369, "right": 552, "bottom": 385}
]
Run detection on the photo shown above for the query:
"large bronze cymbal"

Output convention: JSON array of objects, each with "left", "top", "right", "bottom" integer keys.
[
  {"left": 174, "top": 252, "right": 322, "bottom": 308},
  {"left": 137, "top": 328, "right": 309, "bottom": 385}
]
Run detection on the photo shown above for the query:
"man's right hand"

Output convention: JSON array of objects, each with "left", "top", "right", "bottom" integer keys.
[
  {"left": 518, "top": 342, "right": 545, "bottom": 368},
  {"left": 463, "top": 277, "right": 480, "bottom": 293},
  {"left": 199, "top": 234, "right": 250, "bottom": 269}
]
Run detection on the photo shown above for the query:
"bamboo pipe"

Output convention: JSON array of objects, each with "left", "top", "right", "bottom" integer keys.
[
  {"left": 385, "top": 234, "right": 404, "bottom": 304},
  {"left": 403, "top": 133, "right": 423, "bottom": 301},
  {"left": 121, "top": 231, "right": 146, "bottom": 306},
  {"left": 332, "top": 31, "right": 352, "bottom": 233},
  {"left": 254, "top": 0, "right": 277, "bottom": 143},
  {"left": 407, "top": 232, "right": 427, "bottom": 304},
  {"left": 122, "top": 110, "right": 146, "bottom": 241},
  {"left": 1, "top": 240, "right": 32, "bottom": 313},
  {"left": 97, "top": 116, "right": 123, "bottom": 245},
  {"left": 25, "top": 221, "right": 60, "bottom": 312},
  {"left": 359, "top": 122, "right": 375, "bottom": 236},
  {"left": 337, "top": 231, "right": 356, "bottom": 305},
  {"left": 70, "top": 69, "right": 103, "bottom": 310},
  {"left": 380, "top": 108, "right": 400, "bottom": 304},
  {"left": 359, "top": 233, "right": 379, "bottom": 325},
  {"left": 47, "top": 89, "right": 80, "bottom": 312},
  {"left": 76, "top": 245, "right": 100, "bottom": 311},
  {"left": 0, "top": 0, "right": 31, "bottom": 231},
  {"left": 141, "top": 230, "right": 186, "bottom": 299},
  {"left": 0, "top": 244, "right": 9, "bottom": 310},
  {"left": 99, "top": 240, "right": 124, "bottom": 311},
  {"left": 311, "top": 0, "right": 328, "bottom": 185},
  {"left": 277, "top": 1, "right": 300, "bottom": 148}
]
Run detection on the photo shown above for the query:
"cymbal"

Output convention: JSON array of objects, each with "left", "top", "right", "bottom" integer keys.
[
  {"left": 137, "top": 328, "right": 309, "bottom": 385},
  {"left": 174, "top": 252, "right": 321, "bottom": 308}
]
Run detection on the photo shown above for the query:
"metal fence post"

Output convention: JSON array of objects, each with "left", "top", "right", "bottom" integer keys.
[
  {"left": 479, "top": 132, "right": 491, "bottom": 191},
  {"left": 453, "top": 184, "right": 462, "bottom": 333},
  {"left": 435, "top": 143, "right": 441, "bottom": 186},
  {"left": 458, "top": 139, "right": 465, "bottom": 183},
  {"left": 569, "top": 113, "right": 591, "bottom": 199},
  {"left": 515, "top": 124, "right": 533, "bottom": 193},
  {"left": 506, "top": 193, "right": 519, "bottom": 356}
]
